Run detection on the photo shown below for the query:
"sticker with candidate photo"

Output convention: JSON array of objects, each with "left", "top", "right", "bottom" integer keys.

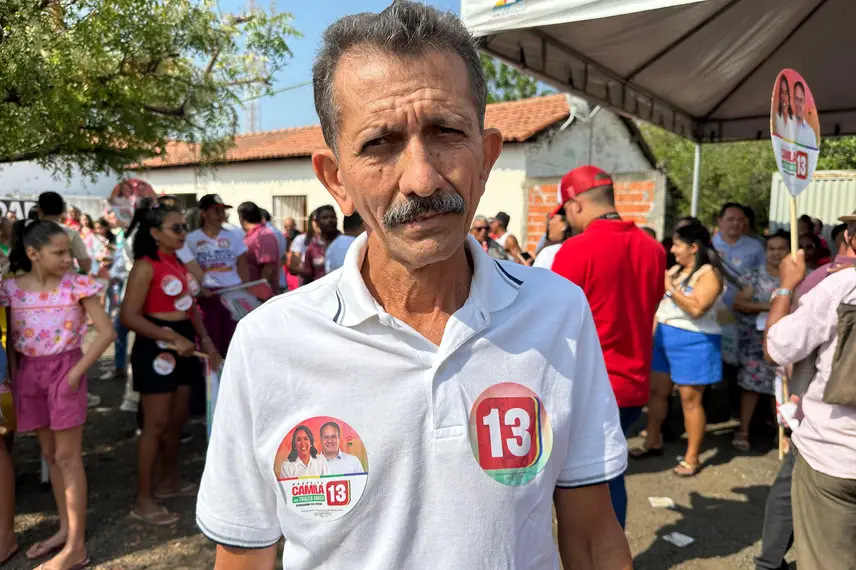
[
  {"left": 161, "top": 275, "right": 183, "bottom": 297},
  {"left": 468, "top": 382, "right": 553, "bottom": 486},
  {"left": 274, "top": 416, "right": 368, "bottom": 521}
]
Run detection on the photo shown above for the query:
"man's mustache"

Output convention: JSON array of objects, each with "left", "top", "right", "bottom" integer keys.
[{"left": 382, "top": 193, "right": 466, "bottom": 228}]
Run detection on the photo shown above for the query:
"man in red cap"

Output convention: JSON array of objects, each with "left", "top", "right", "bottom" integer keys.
[{"left": 550, "top": 165, "right": 666, "bottom": 528}]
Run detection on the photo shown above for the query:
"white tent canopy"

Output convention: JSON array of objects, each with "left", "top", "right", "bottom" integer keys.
[{"left": 462, "top": 0, "right": 855, "bottom": 143}]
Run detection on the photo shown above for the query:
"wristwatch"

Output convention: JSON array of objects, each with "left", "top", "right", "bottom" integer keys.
[{"left": 771, "top": 288, "right": 792, "bottom": 301}]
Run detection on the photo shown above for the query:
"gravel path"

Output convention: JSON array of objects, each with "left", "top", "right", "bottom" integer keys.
[{"left": 7, "top": 352, "right": 788, "bottom": 569}]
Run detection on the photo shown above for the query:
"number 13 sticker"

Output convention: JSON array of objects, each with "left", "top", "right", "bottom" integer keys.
[{"left": 469, "top": 382, "right": 553, "bottom": 486}]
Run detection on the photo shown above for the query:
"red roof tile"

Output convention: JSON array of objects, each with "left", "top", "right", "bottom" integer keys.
[{"left": 140, "top": 95, "right": 569, "bottom": 168}]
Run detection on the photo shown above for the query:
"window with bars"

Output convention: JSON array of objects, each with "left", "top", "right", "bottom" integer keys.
[{"left": 272, "top": 195, "right": 308, "bottom": 231}]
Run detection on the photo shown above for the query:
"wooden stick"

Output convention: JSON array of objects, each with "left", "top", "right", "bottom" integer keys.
[
  {"left": 789, "top": 196, "right": 799, "bottom": 260},
  {"left": 778, "top": 375, "right": 790, "bottom": 460},
  {"left": 780, "top": 196, "right": 798, "bottom": 460},
  {"left": 166, "top": 344, "right": 209, "bottom": 359}
]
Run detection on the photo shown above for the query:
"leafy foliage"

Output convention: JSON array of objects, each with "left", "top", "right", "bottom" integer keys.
[
  {"left": 0, "top": 0, "right": 299, "bottom": 175},
  {"left": 641, "top": 121, "right": 856, "bottom": 228},
  {"left": 480, "top": 54, "right": 552, "bottom": 103},
  {"left": 640, "top": 123, "right": 779, "bottom": 227}
]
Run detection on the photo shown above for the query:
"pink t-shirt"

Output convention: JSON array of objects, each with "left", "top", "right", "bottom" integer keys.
[
  {"left": 0, "top": 273, "right": 103, "bottom": 357},
  {"left": 244, "top": 224, "right": 280, "bottom": 282}
]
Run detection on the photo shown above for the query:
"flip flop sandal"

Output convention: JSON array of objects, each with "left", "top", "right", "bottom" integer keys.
[
  {"left": 0, "top": 546, "right": 18, "bottom": 567},
  {"left": 673, "top": 460, "right": 700, "bottom": 477},
  {"left": 629, "top": 445, "right": 664, "bottom": 459},
  {"left": 154, "top": 482, "right": 198, "bottom": 500},
  {"left": 129, "top": 508, "right": 180, "bottom": 527},
  {"left": 732, "top": 434, "right": 750, "bottom": 452},
  {"left": 34, "top": 557, "right": 92, "bottom": 570},
  {"left": 26, "top": 542, "right": 63, "bottom": 562}
]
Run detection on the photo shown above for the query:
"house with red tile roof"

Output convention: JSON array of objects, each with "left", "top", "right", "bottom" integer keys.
[{"left": 133, "top": 94, "right": 671, "bottom": 249}]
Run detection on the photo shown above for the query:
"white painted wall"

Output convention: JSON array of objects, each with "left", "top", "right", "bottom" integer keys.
[
  {"left": 135, "top": 144, "right": 531, "bottom": 240},
  {"left": 525, "top": 110, "right": 652, "bottom": 178},
  {"left": 475, "top": 144, "right": 527, "bottom": 240}
]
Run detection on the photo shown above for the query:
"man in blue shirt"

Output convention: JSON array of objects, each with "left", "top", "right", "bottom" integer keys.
[{"left": 713, "top": 203, "right": 766, "bottom": 307}]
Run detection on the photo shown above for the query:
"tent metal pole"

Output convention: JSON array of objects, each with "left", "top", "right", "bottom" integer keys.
[{"left": 691, "top": 143, "right": 702, "bottom": 217}]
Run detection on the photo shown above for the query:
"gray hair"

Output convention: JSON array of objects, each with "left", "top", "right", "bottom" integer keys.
[
  {"left": 382, "top": 192, "right": 466, "bottom": 229},
  {"left": 312, "top": 0, "right": 487, "bottom": 155},
  {"left": 471, "top": 215, "right": 489, "bottom": 228}
]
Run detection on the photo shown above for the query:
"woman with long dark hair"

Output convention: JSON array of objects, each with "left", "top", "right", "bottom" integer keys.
[
  {"left": 280, "top": 425, "right": 328, "bottom": 479},
  {"left": 632, "top": 222, "right": 733, "bottom": 477},
  {"left": 774, "top": 75, "right": 794, "bottom": 140},
  {"left": 120, "top": 204, "right": 221, "bottom": 525}
]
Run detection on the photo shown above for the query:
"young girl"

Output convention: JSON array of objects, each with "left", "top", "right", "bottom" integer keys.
[
  {"left": 2, "top": 220, "right": 115, "bottom": 569},
  {"left": 120, "top": 205, "right": 220, "bottom": 525}
]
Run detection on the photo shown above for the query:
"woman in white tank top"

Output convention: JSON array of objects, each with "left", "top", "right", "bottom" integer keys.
[{"left": 631, "top": 222, "right": 733, "bottom": 477}]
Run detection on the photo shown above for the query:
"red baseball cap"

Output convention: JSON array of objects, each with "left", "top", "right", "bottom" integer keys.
[{"left": 550, "top": 165, "right": 614, "bottom": 217}]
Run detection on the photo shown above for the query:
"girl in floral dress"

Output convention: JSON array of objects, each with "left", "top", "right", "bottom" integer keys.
[
  {"left": 1, "top": 220, "right": 114, "bottom": 570},
  {"left": 731, "top": 231, "right": 789, "bottom": 451}
]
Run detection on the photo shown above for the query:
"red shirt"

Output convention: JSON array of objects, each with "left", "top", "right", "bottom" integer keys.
[
  {"left": 142, "top": 253, "right": 199, "bottom": 315},
  {"left": 551, "top": 220, "right": 666, "bottom": 408},
  {"left": 244, "top": 224, "right": 280, "bottom": 282}
]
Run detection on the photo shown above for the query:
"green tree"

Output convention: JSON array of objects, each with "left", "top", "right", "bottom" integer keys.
[
  {"left": 639, "top": 123, "right": 778, "bottom": 227},
  {"left": 818, "top": 137, "right": 856, "bottom": 170},
  {"left": 480, "top": 54, "right": 552, "bottom": 103},
  {"left": 0, "top": 0, "right": 298, "bottom": 175}
]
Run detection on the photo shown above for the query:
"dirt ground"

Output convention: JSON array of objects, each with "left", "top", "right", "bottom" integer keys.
[{"left": 7, "top": 350, "right": 791, "bottom": 570}]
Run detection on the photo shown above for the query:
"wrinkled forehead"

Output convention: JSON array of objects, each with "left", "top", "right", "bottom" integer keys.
[{"left": 333, "top": 48, "right": 478, "bottom": 132}]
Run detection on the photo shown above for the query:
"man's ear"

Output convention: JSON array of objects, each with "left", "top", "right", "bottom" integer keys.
[
  {"left": 481, "top": 128, "right": 503, "bottom": 182},
  {"left": 312, "top": 150, "right": 355, "bottom": 216}
]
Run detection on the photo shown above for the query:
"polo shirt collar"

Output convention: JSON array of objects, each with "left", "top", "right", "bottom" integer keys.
[{"left": 335, "top": 233, "right": 522, "bottom": 327}]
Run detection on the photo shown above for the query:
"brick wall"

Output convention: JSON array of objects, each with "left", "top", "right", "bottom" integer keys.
[{"left": 524, "top": 174, "right": 662, "bottom": 253}]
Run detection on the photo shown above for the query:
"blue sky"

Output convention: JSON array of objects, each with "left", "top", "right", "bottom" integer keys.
[{"left": 221, "top": 0, "right": 462, "bottom": 133}]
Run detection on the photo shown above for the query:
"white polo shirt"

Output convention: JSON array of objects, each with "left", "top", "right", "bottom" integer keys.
[
  {"left": 197, "top": 233, "right": 626, "bottom": 569},
  {"left": 324, "top": 450, "right": 365, "bottom": 475}
]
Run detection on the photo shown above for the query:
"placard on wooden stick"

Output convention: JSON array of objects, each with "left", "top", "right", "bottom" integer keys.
[{"left": 769, "top": 68, "right": 821, "bottom": 460}]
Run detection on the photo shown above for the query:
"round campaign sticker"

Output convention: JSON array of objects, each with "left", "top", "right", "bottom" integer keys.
[
  {"left": 468, "top": 382, "right": 553, "bottom": 486},
  {"left": 274, "top": 416, "right": 369, "bottom": 521},
  {"left": 161, "top": 275, "right": 183, "bottom": 297},
  {"left": 174, "top": 294, "right": 193, "bottom": 311},
  {"left": 770, "top": 68, "right": 820, "bottom": 197},
  {"left": 153, "top": 353, "right": 176, "bottom": 376},
  {"left": 186, "top": 275, "right": 200, "bottom": 296}
]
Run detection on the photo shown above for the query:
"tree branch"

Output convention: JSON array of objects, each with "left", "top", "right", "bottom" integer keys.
[{"left": 143, "top": 103, "right": 187, "bottom": 117}]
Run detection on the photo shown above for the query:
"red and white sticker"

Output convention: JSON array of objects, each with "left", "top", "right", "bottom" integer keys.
[
  {"left": 174, "top": 295, "right": 193, "bottom": 311},
  {"left": 161, "top": 275, "right": 183, "bottom": 297},
  {"left": 469, "top": 382, "right": 553, "bottom": 486},
  {"left": 153, "top": 353, "right": 176, "bottom": 376}
]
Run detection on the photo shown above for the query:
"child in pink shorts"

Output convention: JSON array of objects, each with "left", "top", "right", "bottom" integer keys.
[{"left": 2, "top": 219, "right": 115, "bottom": 570}]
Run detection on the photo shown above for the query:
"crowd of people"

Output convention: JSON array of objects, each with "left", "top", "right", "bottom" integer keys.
[
  {"left": 0, "top": 189, "right": 365, "bottom": 568},
  {"left": 1, "top": 2, "right": 855, "bottom": 569}
]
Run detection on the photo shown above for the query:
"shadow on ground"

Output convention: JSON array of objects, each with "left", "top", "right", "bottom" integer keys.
[{"left": 633, "top": 486, "right": 772, "bottom": 570}]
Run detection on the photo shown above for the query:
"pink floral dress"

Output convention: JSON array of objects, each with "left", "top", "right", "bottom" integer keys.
[{"left": 0, "top": 273, "right": 103, "bottom": 357}]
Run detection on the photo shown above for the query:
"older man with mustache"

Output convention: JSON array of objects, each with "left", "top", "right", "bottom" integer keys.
[{"left": 196, "top": 3, "right": 631, "bottom": 570}]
